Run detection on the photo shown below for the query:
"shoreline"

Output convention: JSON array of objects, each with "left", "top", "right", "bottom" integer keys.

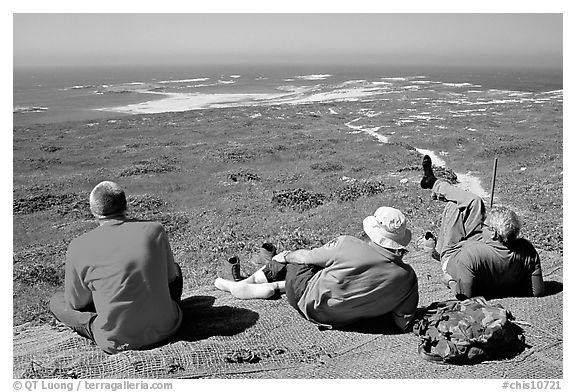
[
  {"left": 96, "top": 91, "right": 280, "bottom": 114},
  {"left": 97, "top": 84, "right": 391, "bottom": 115},
  {"left": 94, "top": 81, "right": 563, "bottom": 117},
  {"left": 14, "top": 66, "right": 563, "bottom": 128}
]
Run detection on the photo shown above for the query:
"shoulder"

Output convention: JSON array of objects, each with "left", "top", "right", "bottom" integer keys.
[
  {"left": 125, "top": 219, "right": 166, "bottom": 235},
  {"left": 507, "top": 238, "right": 538, "bottom": 256},
  {"left": 508, "top": 238, "right": 540, "bottom": 271},
  {"left": 457, "top": 240, "right": 490, "bottom": 256},
  {"left": 312, "top": 236, "right": 357, "bottom": 256},
  {"left": 67, "top": 228, "right": 101, "bottom": 265},
  {"left": 68, "top": 228, "right": 98, "bottom": 251},
  {"left": 452, "top": 240, "right": 493, "bottom": 266},
  {"left": 322, "top": 235, "right": 361, "bottom": 249}
]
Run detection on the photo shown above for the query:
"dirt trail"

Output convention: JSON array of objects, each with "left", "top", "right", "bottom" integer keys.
[
  {"left": 345, "top": 118, "right": 389, "bottom": 143},
  {"left": 345, "top": 119, "right": 489, "bottom": 198}
]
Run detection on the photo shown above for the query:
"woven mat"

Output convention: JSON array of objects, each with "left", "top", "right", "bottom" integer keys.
[{"left": 13, "top": 250, "right": 563, "bottom": 379}]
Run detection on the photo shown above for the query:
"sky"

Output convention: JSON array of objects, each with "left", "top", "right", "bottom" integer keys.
[{"left": 13, "top": 13, "right": 563, "bottom": 69}]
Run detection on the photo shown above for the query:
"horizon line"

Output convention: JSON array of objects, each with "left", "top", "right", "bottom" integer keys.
[{"left": 13, "top": 62, "right": 564, "bottom": 70}]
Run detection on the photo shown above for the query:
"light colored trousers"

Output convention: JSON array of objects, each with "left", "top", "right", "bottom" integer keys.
[{"left": 433, "top": 181, "right": 485, "bottom": 271}]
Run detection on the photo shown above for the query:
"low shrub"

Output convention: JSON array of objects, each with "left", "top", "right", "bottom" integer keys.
[
  {"left": 310, "top": 161, "right": 344, "bottom": 172},
  {"left": 13, "top": 193, "right": 90, "bottom": 217},
  {"left": 333, "top": 180, "right": 389, "bottom": 202},
  {"left": 228, "top": 170, "right": 261, "bottom": 182},
  {"left": 13, "top": 262, "right": 64, "bottom": 286},
  {"left": 39, "top": 145, "right": 62, "bottom": 153},
  {"left": 117, "top": 158, "right": 178, "bottom": 177},
  {"left": 271, "top": 188, "right": 326, "bottom": 212},
  {"left": 128, "top": 194, "right": 166, "bottom": 215}
]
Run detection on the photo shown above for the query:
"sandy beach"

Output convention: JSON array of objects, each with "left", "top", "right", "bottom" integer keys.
[
  {"left": 99, "top": 82, "right": 395, "bottom": 114},
  {"left": 100, "top": 91, "right": 280, "bottom": 114}
]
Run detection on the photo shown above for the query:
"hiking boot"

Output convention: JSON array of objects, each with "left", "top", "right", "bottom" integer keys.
[
  {"left": 227, "top": 256, "right": 245, "bottom": 281},
  {"left": 419, "top": 232, "right": 440, "bottom": 261},
  {"left": 420, "top": 155, "right": 438, "bottom": 189}
]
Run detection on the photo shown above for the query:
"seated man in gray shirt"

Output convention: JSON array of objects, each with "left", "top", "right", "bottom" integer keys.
[
  {"left": 419, "top": 155, "right": 545, "bottom": 299},
  {"left": 49, "top": 181, "right": 183, "bottom": 354}
]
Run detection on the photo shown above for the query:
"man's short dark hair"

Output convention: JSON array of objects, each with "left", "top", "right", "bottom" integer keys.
[{"left": 89, "top": 181, "right": 127, "bottom": 218}]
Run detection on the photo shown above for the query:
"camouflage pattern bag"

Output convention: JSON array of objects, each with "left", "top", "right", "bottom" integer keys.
[{"left": 412, "top": 297, "right": 526, "bottom": 364}]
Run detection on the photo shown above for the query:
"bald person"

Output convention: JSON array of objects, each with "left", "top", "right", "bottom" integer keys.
[{"left": 49, "top": 181, "right": 183, "bottom": 354}]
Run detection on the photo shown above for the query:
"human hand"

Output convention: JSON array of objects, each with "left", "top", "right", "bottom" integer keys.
[
  {"left": 272, "top": 250, "right": 291, "bottom": 264},
  {"left": 431, "top": 192, "right": 447, "bottom": 202},
  {"left": 440, "top": 272, "right": 453, "bottom": 287}
]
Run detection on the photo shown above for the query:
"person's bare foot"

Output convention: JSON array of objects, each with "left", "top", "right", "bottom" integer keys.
[
  {"left": 230, "top": 283, "right": 277, "bottom": 299},
  {"left": 214, "top": 277, "right": 233, "bottom": 292}
]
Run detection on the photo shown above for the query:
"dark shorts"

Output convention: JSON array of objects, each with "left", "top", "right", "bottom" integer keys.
[{"left": 262, "top": 260, "right": 321, "bottom": 311}]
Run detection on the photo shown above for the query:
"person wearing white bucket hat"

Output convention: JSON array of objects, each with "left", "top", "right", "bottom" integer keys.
[
  {"left": 215, "top": 207, "right": 419, "bottom": 331},
  {"left": 362, "top": 206, "right": 412, "bottom": 251}
]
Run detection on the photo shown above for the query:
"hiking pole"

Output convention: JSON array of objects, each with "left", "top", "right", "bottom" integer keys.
[{"left": 490, "top": 158, "right": 498, "bottom": 208}]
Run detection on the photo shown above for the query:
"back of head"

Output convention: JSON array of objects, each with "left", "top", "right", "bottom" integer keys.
[
  {"left": 485, "top": 206, "right": 521, "bottom": 244},
  {"left": 89, "top": 181, "right": 127, "bottom": 219}
]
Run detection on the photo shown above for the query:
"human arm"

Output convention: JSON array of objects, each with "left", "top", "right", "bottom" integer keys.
[
  {"left": 272, "top": 249, "right": 328, "bottom": 267},
  {"left": 453, "top": 276, "right": 473, "bottom": 300},
  {"left": 169, "top": 263, "right": 183, "bottom": 304},
  {"left": 510, "top": 239, "right": 545, "bottom": 297},
  {"left": 440, "top": 272, "right": 471, "bottom": 301},
  {"left": 392, "top": 274, "right": 419, "bottom": 332},
  {"left": 64, "top": 246, "right": 93, "bottom": 309},
  {"left": 444, "top": 255, "right": 474, "bottom": 300},
  {"left": 159, "top": 226, "right": 182, "bottom": 303},
  {"left": 272, "top": 237, "right": 343, "bottom": 268},
  {"left": 530, "top": 273, "right": 545, "bottom": 297},
  {"left": 530, "top": 254, "right": 545, "bottom": 297},
  {"left": 159, "top": 227, "right": 179, "bottom": 282}
]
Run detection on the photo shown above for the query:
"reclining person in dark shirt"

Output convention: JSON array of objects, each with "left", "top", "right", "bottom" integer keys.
[{"left": 419, "top": 155, "right": 545, "bottom": 300}]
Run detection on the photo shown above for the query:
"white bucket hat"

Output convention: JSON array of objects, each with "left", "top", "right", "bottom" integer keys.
[{"left": 363, "top": 206, "right": 412, "bottom": 250}]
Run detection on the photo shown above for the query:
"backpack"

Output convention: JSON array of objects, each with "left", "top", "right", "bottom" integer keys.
[{"left": 412, "top": 297, "right": 526, "bottom": 364}]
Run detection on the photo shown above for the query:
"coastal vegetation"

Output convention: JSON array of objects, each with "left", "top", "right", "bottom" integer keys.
[{"left": 13, "top": 97, "right": 562, "bottom": 326}]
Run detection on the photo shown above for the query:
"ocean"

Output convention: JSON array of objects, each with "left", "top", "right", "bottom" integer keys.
[{"left": 13, "top": 64, "right": 563, "bottom": 127}]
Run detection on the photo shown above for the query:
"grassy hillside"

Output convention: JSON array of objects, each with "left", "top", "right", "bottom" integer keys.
[{"left": 13, "top": 98, "right": 563, "bottom": 325}]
